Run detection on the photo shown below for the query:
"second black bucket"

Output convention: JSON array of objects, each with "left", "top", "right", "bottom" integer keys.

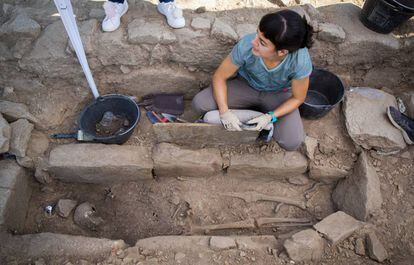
[
  {"left": 299, "top": 69, "right": 345, "bottom": 120},
  {"left": 360, "top": 0, "right": 414, "bottom": 34}
]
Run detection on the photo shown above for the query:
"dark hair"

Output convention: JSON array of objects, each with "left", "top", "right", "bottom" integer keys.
[{"left": 259, "top": 10, "right": 314, "bottom": 52}]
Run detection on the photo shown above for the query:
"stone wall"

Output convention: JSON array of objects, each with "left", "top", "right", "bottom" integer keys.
[{"left": 0, "top": 1, "right": 412, "bottom": 129}]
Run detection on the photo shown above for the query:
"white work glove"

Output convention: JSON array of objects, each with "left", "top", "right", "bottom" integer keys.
[
  {"left": 244, "top": 113, "right": 272, "bottom": 131},
  {"left": 220, "top": 110, "right": 242, "bottom": 131}
]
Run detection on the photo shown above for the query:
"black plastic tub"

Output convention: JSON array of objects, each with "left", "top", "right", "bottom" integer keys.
[
  {"left": 360, "top": 0, "right": 414, "bottom": 34},
  {"left": 79, "top": 94, "right": 140, "bottom": 144},
  {"left": 299, "top": 69, "right": 345, "bottom": 120}
]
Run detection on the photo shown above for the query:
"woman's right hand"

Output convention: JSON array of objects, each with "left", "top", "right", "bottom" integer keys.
[{"left": 220, "top": 110, "right": 242, "bottom": 131}]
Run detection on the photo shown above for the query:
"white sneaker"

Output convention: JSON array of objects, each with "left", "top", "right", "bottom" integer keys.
[
  {"left": 102, "top": 0, "right": 129, "bottom": 32},
  {"left": 157, "top": 1, "right": 185, "bottom": 29}
]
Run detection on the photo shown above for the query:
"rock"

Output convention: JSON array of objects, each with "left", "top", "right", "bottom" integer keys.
[
  {"left": 0, "top": 232, "right": 127, "bottom": 260},
  {"left": 19, "top": 20, "right": 81, "bottom": 78},
  {"left": 99, "top": 65, "right": 201, "bottom": 100},
  {"left": 26, "top": 130, "right": 49, "bottom": 159},
  {"left": 153, "top": 123, "right": 258, "bottom": 147},
  {"left": 74, "top": 202, "right": 104, "bottom": 231},
  {"left": 303, "top": 136, "right": 318, "bottom": 160},
  {"left": 9, "top": 119, "right": 34, "bottom": 157},
  {"left": 400, "top": 92, "right": 414, "bottom": 119},
  {"left": 0, "top": 10, "right": 41, "bottom": 40},
  {"left": 128, "top": 19, "right": 176, "bottom": 45},
  {"left": 283, "top": 229, "right": 325, "bottom": 262},
  {"left": 48, "top": 144, "right": 153, "bottom": 184},
  {"left": 16, "top": 130, "right": 49, "bottom": 169},
  {"left": 343, "top": 87, "right": 406, "bottom": 152},
  {"left": 317, "top": 23, "right": 346, "bottom": 43},
  {"left": 68, "top": 19, "right": 98, "bottom": 54},
  {"left": 0, "top": 41, "right": 13, "bottom": 61},
  {"left": 153, "top": 143, "right": 222, "bottom": 178},
  {"left": 34, "top": 258, "right": 46, "bottom": 265},
  {"left": 308, "top": 163, "right": 349, "bottom": 183},
  {"left": 333, "top": 152, "right": 382, "bottom": 221},
  {"left": 95, "top": 29, "right": 149, "bottom": 66},
  {"left": 174, "top": 252, "right": 186, "bottom": 262},
  {"left": 209, "top": 236, "right": 237, "bottom": 250},
  {"left": 323, "top": 4, "right": 400, "bottom": 66},
  {"left": 313, "top": 211, "right": 362, "bottom": 245},
  {"left": 0, "top": 100, "right": 39, "bottom": 125},
  {"left": 235, "top": 236, "right": 278, "bottom": 251},
  {"left": 366, "top": 232, "right": 388, "bottom": 262},
  {"left": 0, "top": 160, "right": 32, "bottom": 231},
  {"left": 190, "top": 17, "right": 211, "bottom": 30},
  {"left": 0, "top": 114, "right": 11, "bottom": 153},
  {"left": 287, "top": 175, "right": 309, "bottom": 185},
  {"left": 228, "top": 151, "right": 308, "bottom": 179},
  {"left": 211, "top": 18, "right": 238, "bottom": 43},
  {"left": 235, "top": 24, "right": 256, "bottom": 40},
  {"left": 195, "top": 6, "right": 206, "bottom": 13},
  {"left": 89, "top": 8, "right": 105, "bottom": 19},
  {"left": 120, "top": 65, "right": 131, "bottom": 74},
  {"left": 170, "top": 28, "right": 230, "bottom": 72},
  {"left": 57, "top": 199, "right": 77, "bottom": 218},
  {"left": 354, "top": 238, "right": 365, "bottom": 256},
  {"left": 34, "top": 166, "right": 51, "bottom": 184}
]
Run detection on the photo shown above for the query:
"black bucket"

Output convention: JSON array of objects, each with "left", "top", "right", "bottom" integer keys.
[
  {"left": 79, "top": 94, "right": 140, "bottom": 144},
  {"left": 299, "top": 69, "right": 345, "bottom": 120},
  {"left": 360, "top": 0, "right": 414, "bottom": 34}
]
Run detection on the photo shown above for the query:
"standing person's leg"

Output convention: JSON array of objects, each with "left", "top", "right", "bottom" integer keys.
[
  {"left": 192, "top": 77, "right": 260, "bottom": 114},
  {"left": 260, "top": 91, "right": 305, "bottom": 151},
  {"left": 102, "top": 0, "right": 128, "bottom": 32},
  {"left": 158, "top": 0, "right": 185, "bottom": 29}
]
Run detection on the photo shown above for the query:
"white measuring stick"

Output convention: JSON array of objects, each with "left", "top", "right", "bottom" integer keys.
[{"left": 54, "top": 0, "right": 100, "bottom": 99}]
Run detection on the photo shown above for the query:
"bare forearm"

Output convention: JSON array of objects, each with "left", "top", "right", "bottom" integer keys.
[
  {"left": 273, "top": 97, "right": 303, "bottom": 118},
  {"left": 212, "top": 75, "right": 229, "bottom": 115}
]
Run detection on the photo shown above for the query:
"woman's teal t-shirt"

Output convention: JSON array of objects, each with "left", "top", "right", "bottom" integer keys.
[{"left": 230, "top": 33, "right": 313, "bottom": 92}]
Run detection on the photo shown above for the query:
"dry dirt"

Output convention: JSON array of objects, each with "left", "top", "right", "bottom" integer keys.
[{"left": 2, "top": 0, "right": 414, "bottom": 264}]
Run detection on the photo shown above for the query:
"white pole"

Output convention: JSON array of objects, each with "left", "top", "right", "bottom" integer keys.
[{"left": 54, "top": 0, "right": 100, "bottom": 99}]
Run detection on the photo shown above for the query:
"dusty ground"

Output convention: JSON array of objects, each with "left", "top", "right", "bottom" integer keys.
[
  {"left": 24, "top": 107, "right": 414, "bottom": 264},
  {"left": 2, "top": 0, "right": 414, "bottom": 264}
]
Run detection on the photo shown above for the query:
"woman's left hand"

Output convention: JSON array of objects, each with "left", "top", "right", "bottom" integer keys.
[{"left": 244, "top": 113, "right": 272, "bottom": 131}]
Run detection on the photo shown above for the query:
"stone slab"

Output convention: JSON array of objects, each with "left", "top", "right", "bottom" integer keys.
[
  {"left": 209, "top": 236, "right": 237, "bottom": 250},
  {"left": 153, "top": 123, "right": 258, "bottom": 147},
  {"left": 343, "top": 87, "right": 406, "bottom": 152},
  {"left": 0, "top": 232, "right": 127, "bottom": 260},
  {"left": 0, "top": 100, "right": 39, "bottom": 125},
  {"left": 309, "top": 163, "right": 349, "bottom": 183},
  {"left": 128, "top": 19, "right": 176, "bottom": 45},
  {"left": 0, "top": 160, "right": 32, "bottom": 231},
  {"left": 366, "top": 232, "right": 388, "bottom": 262},
  {"left": 153, "top": 143, "right": 222, "bottom": 178},
  {"left": 211, "top": 18, "right": 238, "bottom": 43},
  {"left": 227, "top": 151, "right": 308, "bottom": 179},
  {"left": 314, "top": 211, "right": 362, "bottom": 245},
  {"left": 284, "top": 229, "right": 325, "bottom": 262},
  {"left": 9, "top": 119, "right": 34, "bottom": 157},
  {"left": 0, "top": 160, "right": 27, "bottom": 190},
  {"left": 333, "top": 152, "right": 382, "bottom": 221},
  {"left": 48, "top": 144, "right": 153, "bottom": 184}
]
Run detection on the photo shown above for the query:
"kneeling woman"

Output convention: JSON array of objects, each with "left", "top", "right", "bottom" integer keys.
[{"left": 192, "top": 10, "right": 313, "bottom": 151}]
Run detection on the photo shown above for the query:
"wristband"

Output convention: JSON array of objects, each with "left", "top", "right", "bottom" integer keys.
[{"left": 268, "top": 111, "right": 278, "bottom": 123}]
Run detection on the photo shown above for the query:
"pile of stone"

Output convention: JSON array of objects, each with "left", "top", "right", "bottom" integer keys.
[
  {"left": 283, "top": 211, "right": 388, "bottom": 263},
  {"left": 0, "top": 100, "right": 50, "bottom": 183},
  {"left": 0, "top": 100, "right": 51, "bottom": 232}
]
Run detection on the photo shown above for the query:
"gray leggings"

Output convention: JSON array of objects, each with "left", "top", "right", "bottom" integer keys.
[{"left": 192, "top": 76, "right": 305, "bottom": 151}]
